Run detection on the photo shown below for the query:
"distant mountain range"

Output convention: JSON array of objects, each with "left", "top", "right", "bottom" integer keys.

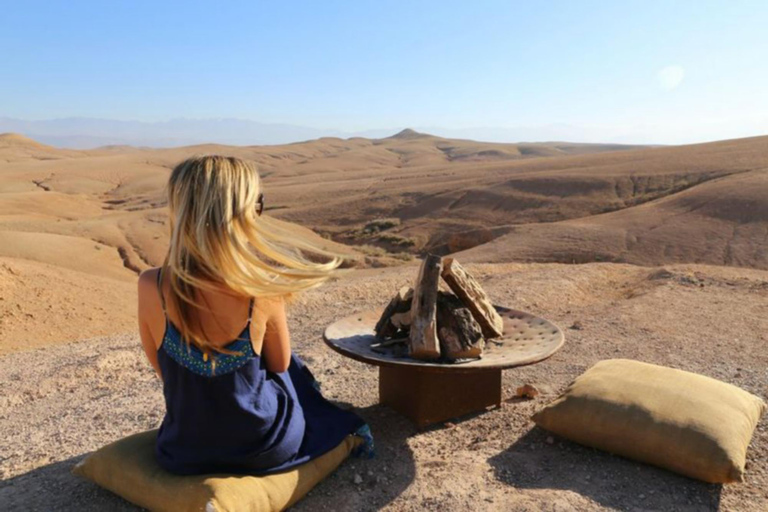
[
  {"left": 0, "top": 117, "right": 644, "bottom": 149},
  {"left": 0, "top": 117, "right": 357, "bottom": 148}
]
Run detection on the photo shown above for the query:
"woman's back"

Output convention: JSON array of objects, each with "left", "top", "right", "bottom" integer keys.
[
  {"left": 146, "top": 268, "right": 367, "bottom": 475},
  {"left": 149, "top": 268, "right": 300, "bottom": 474}
]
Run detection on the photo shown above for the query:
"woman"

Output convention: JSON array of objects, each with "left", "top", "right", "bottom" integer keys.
[{"left": 137, "top": 155, "right": 371, "bottom": 475}]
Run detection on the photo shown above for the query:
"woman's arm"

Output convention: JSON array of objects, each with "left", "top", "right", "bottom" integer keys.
[
  {"left": 137, "top": 270, "right": 163, "bottom": 380},
  {"left": 260, "top": 296, "right": 292, "bottom": 373}
]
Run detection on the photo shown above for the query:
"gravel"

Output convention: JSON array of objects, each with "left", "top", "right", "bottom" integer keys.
[{"left": 1, "top": 261, "right": 766, "bottom": 511}]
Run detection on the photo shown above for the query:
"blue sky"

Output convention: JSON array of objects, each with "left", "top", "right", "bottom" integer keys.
[{"left": 2, "top": 1, "right": 768, "bottom": 144}]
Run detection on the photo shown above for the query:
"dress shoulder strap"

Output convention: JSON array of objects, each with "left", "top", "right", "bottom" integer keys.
[
  {"left": 246, "top": 297, "right": 255, "bottom": 325},
  {"left": 156, "top": 267, "right": 168, "bottom": 316}
]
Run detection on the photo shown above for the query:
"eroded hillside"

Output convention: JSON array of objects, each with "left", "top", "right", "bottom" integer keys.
[{"left": 2, "top": 130, "right": 767, "bottom": 349}]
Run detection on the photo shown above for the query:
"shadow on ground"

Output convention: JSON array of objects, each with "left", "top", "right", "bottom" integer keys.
[
  {"left": 488, "top": 426, "right": 722, "bottom": 511},
  {"left": 0, "top": 405, "right": 415, "bottom": 512}
]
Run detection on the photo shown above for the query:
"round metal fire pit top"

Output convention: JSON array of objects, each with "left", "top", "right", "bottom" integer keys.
[{"left": 323, "top": 306, "right": 564, "bottom": 373}]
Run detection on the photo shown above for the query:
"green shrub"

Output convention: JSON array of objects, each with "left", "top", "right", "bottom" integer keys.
[
  {"left": 377, "top": 233, "right": 416, "bottom": 247},
  {"left": 362, "top": 218, "right": 401, "bottom": 234}
]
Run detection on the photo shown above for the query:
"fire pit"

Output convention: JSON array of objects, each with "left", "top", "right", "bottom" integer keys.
[{"left": 323, "top": 256, "right": 565, "bottom": 427}]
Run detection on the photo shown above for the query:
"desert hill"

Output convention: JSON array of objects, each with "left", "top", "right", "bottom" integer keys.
[
  {"left": 456, "top": 165, "right": 768, "bottom": 267},
  {"left": 0, "top": 129, "right": 650, "bottom": 275},
  {"left": 1, "top": 130, "right": 768, "bottom": 350},
  {"left": 278, "top": 134, "right": 768, "bottom": 270},
  {"left": 0, "top": 132, "right": 86, "bottom": 162},
  {"left": 0, "top": 130, "right": 640, "bottom": 349},
  {"left": 0, "top": 132, "right": 46, "bottom": 148}
]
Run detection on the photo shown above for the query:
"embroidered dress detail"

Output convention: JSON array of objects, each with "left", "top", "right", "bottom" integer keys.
[
  {"left": 155, "top": 267, "right": 255, "bottom": 377},
  {"left": 161, "top": 324, "right": 253, "bottom": 377}
]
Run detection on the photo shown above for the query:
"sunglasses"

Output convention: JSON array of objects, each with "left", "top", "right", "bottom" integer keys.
[{"left": 255, "top": 192, "right": 265, "bottom": 216}]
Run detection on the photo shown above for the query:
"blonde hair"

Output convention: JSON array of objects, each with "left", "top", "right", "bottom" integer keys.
[{"left": 162, "top": 155, "right": 344, "bottom": 355}]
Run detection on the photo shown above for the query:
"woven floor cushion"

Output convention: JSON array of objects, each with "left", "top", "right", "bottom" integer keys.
[
  {"left": 532, "top": 359, "right": 765, "bottom": 483},
  {"left": 72, "top": 429, "right": 361, "bottom": 512}
]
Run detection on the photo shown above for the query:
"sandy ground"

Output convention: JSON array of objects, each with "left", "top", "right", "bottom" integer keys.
[
  {"left": 1, "top": 262, "right": 766, "bottom": 511},
  {"left": 0, "top": 258, "right": 137, "bottom": 355}
]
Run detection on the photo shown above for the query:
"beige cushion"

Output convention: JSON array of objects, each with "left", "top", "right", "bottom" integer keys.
[
  {"left": 532, "top": 359, "right": 765, "bottom": 483},
  {"left": 72, "top": 429, "right": 361, "bottom": 512}
]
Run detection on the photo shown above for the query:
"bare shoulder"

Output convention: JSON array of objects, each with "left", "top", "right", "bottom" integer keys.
[
  {"left": 137, "top": 267, "right": 161, "bottom": 299},
  {"left": 254, "top": 294, "right": 285, "bottom": 310},
  {"left": 253, "top": 294, "right": 287, "bottom": 320}
]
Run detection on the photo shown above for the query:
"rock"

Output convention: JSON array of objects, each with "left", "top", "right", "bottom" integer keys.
[
  {"left": 353, "top": 473, "right": 363, "bottom": 485},
  {"left": 570, "top": 320, "right": 584, "bottom": 330},
  {"left": 648, "top": 268, "right": 675, "bottom": 281},
  {"left": 515, "top": 384, "right": 540, "bottom": 399},
  {"left": 552, "top": 499, "right": 574, "bottom": 512},
  {"left": 546, "top": 436, "right": 554, "bottom": 445}
]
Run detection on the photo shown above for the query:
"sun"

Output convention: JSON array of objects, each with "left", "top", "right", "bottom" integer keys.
[{"left": 657, "top": 65, "right": 685, "bottom": 91}]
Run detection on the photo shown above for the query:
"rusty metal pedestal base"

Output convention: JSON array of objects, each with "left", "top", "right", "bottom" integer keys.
[{"left": 379, "top": 366, "right": 502, "bottom": 428}]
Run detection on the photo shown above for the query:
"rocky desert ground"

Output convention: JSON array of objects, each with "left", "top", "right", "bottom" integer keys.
[{"left": 0, "top": 131, "right": 766, "bottom": 511}]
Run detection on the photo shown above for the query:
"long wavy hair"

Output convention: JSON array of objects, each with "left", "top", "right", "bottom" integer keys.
[{"left": 161, "top": 155, "right": 344, "bottom": 356}]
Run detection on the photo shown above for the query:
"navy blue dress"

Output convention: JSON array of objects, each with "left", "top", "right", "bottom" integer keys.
[{"left": 153, "top": 273, "right": 370, "bottom": 476}]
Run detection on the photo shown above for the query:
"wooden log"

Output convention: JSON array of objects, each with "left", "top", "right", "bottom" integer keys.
[
  {"left": 440, "top": 258, "right": 504, "bottom": 338},
  {"left": 409, "top": 254, "right": 442, "bottom": 360},
  {"left": 436, "top": 292, "right": 484, "bottom": 360},
  {"left": 374, "top": 286, "right": 413, "bottom": 339}
]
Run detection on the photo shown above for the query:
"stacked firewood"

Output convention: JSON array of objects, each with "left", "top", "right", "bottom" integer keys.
[{"left": 374, "top": 255, "right": 504, "bottom": 362}]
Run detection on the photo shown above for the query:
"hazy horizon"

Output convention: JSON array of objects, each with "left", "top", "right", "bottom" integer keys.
[
  {"left": 4, "top": 115, "right": 767, "bottom": 149},
  {"left": 0, "top": 116, "right": 675, "bottom": 149}
]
